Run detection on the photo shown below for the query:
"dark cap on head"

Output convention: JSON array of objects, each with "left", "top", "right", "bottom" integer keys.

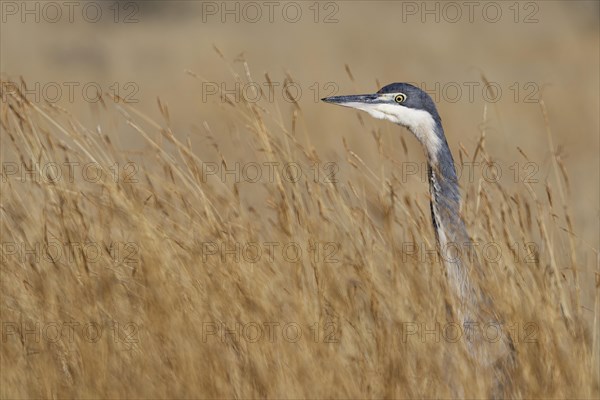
[{"left": 378, "top": 83, "right": 440, "bottom": 120}]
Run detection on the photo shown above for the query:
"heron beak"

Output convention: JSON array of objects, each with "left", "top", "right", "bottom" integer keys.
[
  {"left": 322, "top": 93, "right": 400, "bottom": 123},
  {"left": 321, "top": 94, "right": 379, "bottom": 106}
]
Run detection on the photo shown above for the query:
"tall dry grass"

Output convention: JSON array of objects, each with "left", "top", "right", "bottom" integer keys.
[{"left": 1, "top": 64, "right": 598, "bottom": 398}]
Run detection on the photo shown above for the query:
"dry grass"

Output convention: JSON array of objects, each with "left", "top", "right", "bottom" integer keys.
[{"left": 1, "top": 63, "right": 598, "bottom": 399}]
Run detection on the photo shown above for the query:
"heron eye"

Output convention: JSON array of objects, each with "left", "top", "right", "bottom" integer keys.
[{"left": 394, "top": 93, "right": 407, "bottom": 103}]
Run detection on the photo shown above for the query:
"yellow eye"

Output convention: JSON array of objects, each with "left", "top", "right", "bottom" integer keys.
[{"left": 394, "top": 93, "right": 407, "bottom": 103}]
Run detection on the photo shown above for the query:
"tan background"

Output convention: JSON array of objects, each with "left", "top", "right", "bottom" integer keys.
[{"left": 3, "top": 0, "right": 598, "bottom": 300}]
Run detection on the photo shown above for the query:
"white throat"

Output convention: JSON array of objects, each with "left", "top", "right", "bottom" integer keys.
[{"left": 342, "top": 102, "right": 442, "bottom": 162}]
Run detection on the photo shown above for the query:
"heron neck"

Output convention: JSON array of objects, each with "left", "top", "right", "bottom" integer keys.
[
  {"left": 424, "top": 128, "right": 469, "bottom": 247},
  {"left": 421, "top": 125, "right": 508, "bottom": 368}
]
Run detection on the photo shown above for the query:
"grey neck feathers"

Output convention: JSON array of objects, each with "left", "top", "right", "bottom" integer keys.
[
  {"left": 418, "top": 120, "right": 514, "bottom": 380},
  {"left": 426, "top": 123, "right": 470, "bottom": 247},
  {"left": 424, "top": 123, "right": 481, "bottom": 323}
]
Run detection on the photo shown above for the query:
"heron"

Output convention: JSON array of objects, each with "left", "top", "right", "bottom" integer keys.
[{"left": 322, "top": 83, "right": 514, "bottom": 392}]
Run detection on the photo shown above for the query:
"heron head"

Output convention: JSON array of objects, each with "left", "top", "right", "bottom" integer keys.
[{"left": 322, "top": 82, "right": 443, "bottom": 154}]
